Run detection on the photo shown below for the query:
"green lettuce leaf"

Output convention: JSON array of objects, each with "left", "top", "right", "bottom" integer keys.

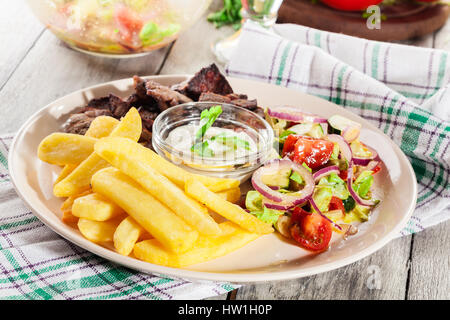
[{"left": 353, "top": 170, "right": 374, "bottom": 199}]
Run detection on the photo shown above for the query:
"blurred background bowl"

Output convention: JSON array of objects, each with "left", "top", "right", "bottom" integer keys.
[{"left": 26, "top": 0, "right": 212, "bottom": 58}]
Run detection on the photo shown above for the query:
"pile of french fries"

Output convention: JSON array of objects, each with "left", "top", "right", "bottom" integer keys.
[{"left": 37, "top": 108, "right": 273, "bottom": 267}]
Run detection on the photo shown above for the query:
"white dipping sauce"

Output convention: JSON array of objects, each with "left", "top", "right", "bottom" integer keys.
[{"left": 165, "top": 124, "right": 258, "bottom": 159}]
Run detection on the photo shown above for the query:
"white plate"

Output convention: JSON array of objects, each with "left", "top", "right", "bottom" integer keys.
[{"left": 8, "top": 75, "right": 417, "bottom": 283}]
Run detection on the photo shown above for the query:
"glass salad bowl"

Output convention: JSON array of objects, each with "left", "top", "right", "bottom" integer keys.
[{"left": 26, "top": 0, "right": 212, "bottom": 57}]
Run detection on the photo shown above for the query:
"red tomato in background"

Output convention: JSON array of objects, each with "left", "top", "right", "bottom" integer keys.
[
  {"left": 321, "top": 0, "right": 383, "bottom": 11},
  {"left": 290, "top": 208, "right": 332, "bottom": 252},
  {"left": 282, "top": 136, "right": 334, "bottom": 170},
  {"left": 114, "top": 5, "right": 143, "bottom": 47}
]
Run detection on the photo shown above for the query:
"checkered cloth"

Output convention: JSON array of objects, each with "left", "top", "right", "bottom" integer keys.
[
  {"left": 0, "top": 135, "right": 236, "bottom": 299},
  {"left": 226, "top": 21, "right": 450, "bottom": 236}
]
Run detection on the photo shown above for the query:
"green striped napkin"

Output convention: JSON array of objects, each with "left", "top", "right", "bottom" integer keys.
[
  {"left": 226, "top": 21, "right": 450, "bottom": 236},
  {"left": 0, "top": 136, "right": 236, "bottom": 299}
]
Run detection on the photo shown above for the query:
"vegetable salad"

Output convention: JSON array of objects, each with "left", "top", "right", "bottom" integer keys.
[{"left": 246, "top": 105, "right": 382, "bottom": 252}]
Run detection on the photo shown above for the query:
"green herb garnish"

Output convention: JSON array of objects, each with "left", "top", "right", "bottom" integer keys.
[
  {"left": 207, "top": 0, "right": 243, "bottom": 30},
  {"left": 212, "top": 133, "right": 250, "bottom": 150},
  {"left": 191, "top": 141, "right": 214, "bottom": 158},
  {"left": 195, "top": 105, "right": 223, "bottom": 141}
]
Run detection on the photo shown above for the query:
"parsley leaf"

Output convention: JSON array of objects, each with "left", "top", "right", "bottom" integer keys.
[
  {"left": 195, "top": 105, "right": 223, "bottom": 141},
  {"left": 191, "top": 141, "right": 214, "bottom": 158},
  {"left": 212, "top": 133, "right": 250, "bottom": 150},
  {"left": 207, "top": 0, "right": 242, "bottom": 30}
]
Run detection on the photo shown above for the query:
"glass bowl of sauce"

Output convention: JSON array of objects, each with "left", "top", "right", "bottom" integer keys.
[{"left": 152, "top": 102, "right": 275, "bottom": 182}]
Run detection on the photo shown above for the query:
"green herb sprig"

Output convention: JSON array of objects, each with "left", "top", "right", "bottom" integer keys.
[
  {"left": 191, "top": 105, "right": 223, "bottom": 157},
  {"left": 207, "top": 0, "right": 243, "bottom": 30}
]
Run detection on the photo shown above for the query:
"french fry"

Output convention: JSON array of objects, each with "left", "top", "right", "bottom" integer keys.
[
  {"left": 53, "top": 108, "right": 142, "bottom": 197},
  {"left": 37, "top": 133, "right": 98, "bottom": 166},
  {"left": 91, "top": 167, "right": 198, "bottom": 254},
  {"left": 216, "top": 187, "right": 241, "bottom": 204},
  {"left": 54, "top": 116, "right": 119, "bottom": 185},
  {"left": 61, "top": 211, "right": 79, "bottom": 225},
  {"left": 94, "top": 136, "right": 238, "bottom": 192},
  {"left": 84, "top": 116, "right": 119, "bottom": 139},
  {"left": 139, "top": 233, "right": 154, "bottom": 241},
  {"left": 78, "top": 217, "right": 123, "bottom": 243},
  {"left": 60, "top": 189, "right": 92, "bottom": 213},
  {"left": 133, "top": 222, "right": 260, "bottom": 267},
  {"left": 55, "top": 164, "right": 77, "bottom": 185},
  {"left": 95, "top": 137, "right": 221, "bottom": 236},
  {"left": 185, "top": 179, "right": 274, "bottom": 234},
  {"left": 72, "top": 193, "right": 125, "bottom": 221},
  {"left": 113, "top": 216, "right": 146, "bottom": 256},
  {"left": 54, "top": 154, "right": 110, "bottom": 197}
]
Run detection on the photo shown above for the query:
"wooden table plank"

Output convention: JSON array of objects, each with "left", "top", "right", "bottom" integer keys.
[
  {"left": 159, "top": 0, "right": 232, "bottom": 75},
  {"left": 407, "top": 221, "right": 450, "bottom": 300},
  {"left": 0, "top": 30, "right": 170, "bottom": 132},
  {"left": 0, "top": 2, "right": 45, "bottom": 89},
  {"left": 235, "top": 236, "right": 412, "bottom": 300}
]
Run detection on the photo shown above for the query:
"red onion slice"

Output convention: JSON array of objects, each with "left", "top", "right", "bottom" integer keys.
[
  {"left": 264, "top": 198, "right": 307, "bottom": 210},
  {"left": 313, "top": 165, "right": 340, "bottom": 182},
  {"left": 320, "top": 123, "right": 328, "bottom": 135},
  {"left": 355, "top": 160, "right": 381, "bottom": 179},
  {"left": 346, "top": 162, "right": 377, "bottom": 206},
  {"left": 365, "top": 160, "right": 380, "bottom": 172},
  {"left": 267, "top": 106, "right": 328, "bottom": 123},
  {"left": 251, "top": 159, "right": 314, "bottom": 205},
  {"left": 309, "top": 198, "right": 342, "bottom": 231},
  {"left": 352, "top": 145, "right": 379, "bottom": 166},
  {"left": 342, "top": 125, "right": 361, "bottom": 143},
  {"left": 326, "top": 134, "right": 352, "bottom": 163}
]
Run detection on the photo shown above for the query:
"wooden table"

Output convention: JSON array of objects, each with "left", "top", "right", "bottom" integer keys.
[{"left": 2, "top": 1, "right": 449, "bottom": 300}]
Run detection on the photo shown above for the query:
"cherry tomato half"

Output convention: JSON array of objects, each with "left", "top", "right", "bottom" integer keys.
[
  {"left": 329, "top": 196, "right": 345, "bottom": 215},
  {"left": 285, "top": 136, "right": 334, "bottom": 169},
  {"left": 282, "top": 134, "right": 299, "bottom": 157},
  {"left": 321, "top": 0, "right": 383, "bottom": 11},
  {"left": 291, "top": 206, "right": 311, "bottom": 224},
  {"left": 290, "top": 211, "right": 332, "bottom": 252}
]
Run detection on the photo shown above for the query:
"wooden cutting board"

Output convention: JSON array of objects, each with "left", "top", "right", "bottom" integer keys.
[{"left": 277, "top": 0, "right": 449, "bottom": 41}]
